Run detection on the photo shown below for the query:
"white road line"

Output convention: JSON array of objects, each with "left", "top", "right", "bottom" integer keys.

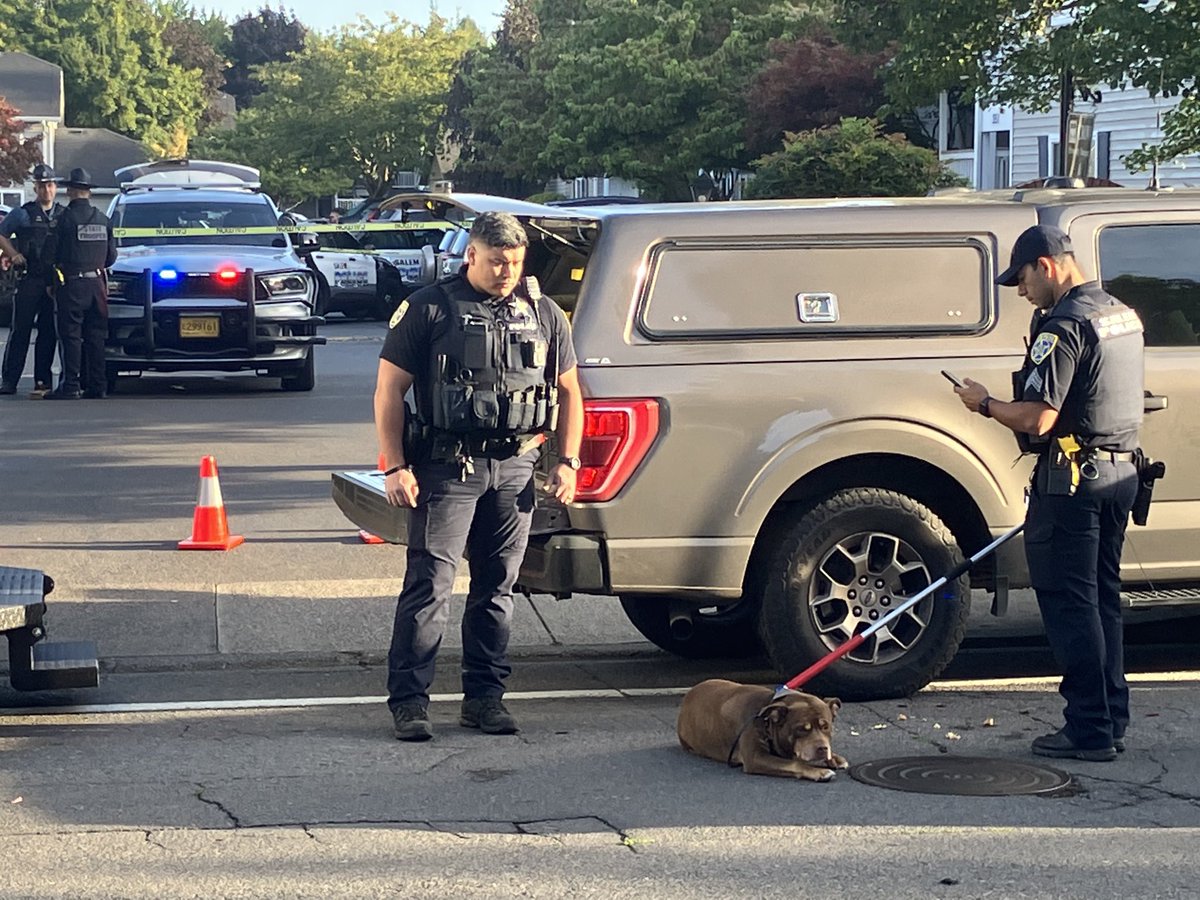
[{"left": 2, "top": 672, "right": 1197, "bottom": 717}]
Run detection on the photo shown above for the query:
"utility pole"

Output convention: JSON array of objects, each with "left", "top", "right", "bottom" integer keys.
[{"left": 1058, "top": 68, "right": 1073, "bottom": 177}]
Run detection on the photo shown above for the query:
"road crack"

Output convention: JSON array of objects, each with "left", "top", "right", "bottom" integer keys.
[{"left": 194, "top": 784, "right": 241, "bottom": 827}]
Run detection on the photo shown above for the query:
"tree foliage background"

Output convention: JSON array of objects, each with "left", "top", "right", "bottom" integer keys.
[
  {"left": 835, "top": 0, "right": 1200, "bottom": 172},
  {"left": 0, "top": 97, "right": 43, "bottom": 185},
  {"left": 745, "top": 117, "right": 965, "bottom": 199},
  {"left": 196, "top": 14, "right": 483, "bottom": 206}
]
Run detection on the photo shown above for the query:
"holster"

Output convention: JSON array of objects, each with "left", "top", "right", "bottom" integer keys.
[
  {"left": 1131, "top": 449, "right": 1167, "bottom": 526},
  {"left": 402, "top": 406, "right": 433, "bottom": 466}
]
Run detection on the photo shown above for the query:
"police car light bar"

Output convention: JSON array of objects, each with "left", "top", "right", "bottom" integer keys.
[{"left": 120, "top": 181, "right": 263, "bottom": 193}]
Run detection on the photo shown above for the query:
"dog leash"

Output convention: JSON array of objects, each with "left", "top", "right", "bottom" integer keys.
[{"left": 773, "top": 523, "right": 1024, "bottom": 693}]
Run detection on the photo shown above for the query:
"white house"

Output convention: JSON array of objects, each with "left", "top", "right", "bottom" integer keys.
[
  {"left": 0, "top": 50, "right": 149, "bottom": 208},
  {"left": 0, "top": 51, "right": 63, "bottom": 207},
  {"left": 940, "top": 86, "right": 1200, "bottom": 190}
]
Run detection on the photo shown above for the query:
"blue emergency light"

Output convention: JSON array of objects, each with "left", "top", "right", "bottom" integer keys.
[{"left": 158, "top": 268, "right": 179, "bottom": 281}]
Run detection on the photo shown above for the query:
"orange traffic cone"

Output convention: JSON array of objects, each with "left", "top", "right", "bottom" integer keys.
[
  {"left": 359, "top": 453, "right": 387, "bottom": 544},
  {"left": 178, "top": 455, "right": 245, "bottom": 551}
]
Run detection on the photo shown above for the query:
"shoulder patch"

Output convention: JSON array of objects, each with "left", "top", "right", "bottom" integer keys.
[
  {"left": 1029, "top": 332, "right": 1059, "bottom": 366},
  {"left": 389, "top": 300, "right": 409, "bottom": 329}
]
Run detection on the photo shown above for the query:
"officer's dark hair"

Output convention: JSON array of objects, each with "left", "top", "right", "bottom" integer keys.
[{"left": 469, "top": 211, "right": 527, "bottom": 250}]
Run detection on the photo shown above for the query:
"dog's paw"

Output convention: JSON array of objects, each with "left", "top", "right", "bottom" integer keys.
[
  {"left": 814, "top": 768, "right": 836, "bottom": 782},
  {"left": 831, "top": 754, "right": 850, "bottom": 770}
]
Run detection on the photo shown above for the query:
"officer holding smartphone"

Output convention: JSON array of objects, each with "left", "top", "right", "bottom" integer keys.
[{"left": 953, "top": 224, "right": 1144, "bottom": 762}]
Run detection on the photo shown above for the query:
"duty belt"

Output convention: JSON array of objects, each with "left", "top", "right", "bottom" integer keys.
[
  {"left": 64, "top": 269, "right": 102, "bottom": 280},
  {"left": 1082, "top": 449, "right": 1136, "bottom": 463},
  {"left": 430, "top": 433, "right": 523, "bottom": 461}
]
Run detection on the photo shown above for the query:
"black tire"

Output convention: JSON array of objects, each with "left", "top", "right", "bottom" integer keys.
[
  {"left": 281, "top": 349, "right": 316, "bottom": 392},
  {"left": 759, "top": 488, "right": 970, "bottom": 701},
  {"left": 313, "top": 276, "right": 330, "bottom": 318},
  {"left": 619, "top": 594, "right": 763, "bottom": 659}
]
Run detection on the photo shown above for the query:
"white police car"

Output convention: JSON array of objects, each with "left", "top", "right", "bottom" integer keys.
[
  {"left": 106, "top": 160, "right": 325, "bottom": 392},
  {"left": 307, "top": 228, "right": 408, "bottom": 320}
]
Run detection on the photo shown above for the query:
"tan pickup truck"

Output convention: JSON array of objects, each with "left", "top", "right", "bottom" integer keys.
[{"left": 336, "top": 187, "right": 1200, "bottom": 700}]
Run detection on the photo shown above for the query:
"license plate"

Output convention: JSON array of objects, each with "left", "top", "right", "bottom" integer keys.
[{"left": 180, "top": 317, "right": 220, "bottom": 338}]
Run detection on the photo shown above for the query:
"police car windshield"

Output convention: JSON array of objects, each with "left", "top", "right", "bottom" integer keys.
[{"left": 115, "top": 199, "right": 283, "bottom": 247}]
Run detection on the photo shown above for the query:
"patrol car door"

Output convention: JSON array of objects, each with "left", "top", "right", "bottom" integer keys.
[
  {"left": 1083, "top": 215, "right": 1200, "bottom": 581},
  {"left": 311, "top": 233, "right": 376, "bottom": 297}
]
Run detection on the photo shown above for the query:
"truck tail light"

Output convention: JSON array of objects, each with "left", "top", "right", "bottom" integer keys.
[{"left": 575, "top": 399, "right": 660, "bottom": 503}]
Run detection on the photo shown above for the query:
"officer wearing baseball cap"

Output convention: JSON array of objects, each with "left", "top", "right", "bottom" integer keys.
[
  {"left": 955, "top": 223, "right": 1145, "bottom": 761},
  {"left": 43, "top": 168, "right": 116, "bottom": 399},
  {"left": 0, "top": 163, "right": 64, "bottom": 396}
]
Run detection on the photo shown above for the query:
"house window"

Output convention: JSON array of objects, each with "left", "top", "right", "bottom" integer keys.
[{"left": 945, "top": 92, "right": 975, "bottom": 152}]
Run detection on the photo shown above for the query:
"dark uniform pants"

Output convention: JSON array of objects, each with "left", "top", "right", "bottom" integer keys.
[
  {"left": 387, "top": 452, "right": 537, "bottom": 710},
  {"left": 56, "top": 277, "right": 107, "bottom": 393},
  {"left": 2, "top": 276, "right": 56, "bottom": 386},
  {"left": 1025, "top": 458, "right": 1138, "bottom": 749}
]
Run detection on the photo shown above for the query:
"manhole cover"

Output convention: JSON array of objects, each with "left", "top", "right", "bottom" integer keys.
[{"left": 849, "top": 756, "right": 1072, "bottom": 796}]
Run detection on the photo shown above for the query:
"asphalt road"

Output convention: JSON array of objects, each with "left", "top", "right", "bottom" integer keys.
[{"left": 5, "top": 318, "right": 1200, "bottom": 897}]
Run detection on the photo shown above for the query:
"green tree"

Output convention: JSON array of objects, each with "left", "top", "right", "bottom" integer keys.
[
  {"left": 224, "top": 6, "right": 307, "bottom": 110},
  {"left": 445, "top": 0, "right": 550, "bottom": 196},
  {"left": 836, "top": 0, "right": 1200, "bottom": 170},
  {"left": 532, "top": 0, "right": 820, "bottom": 200},
  {"left": 451, "top": 0, "right": 825, "bottom": 201},
  {"left": 155, "top": 3, "right": 233, "bottom": 132},
  {"left": 0, "top": 98, "right": 45, "bottom": 185},
  {"left": 1, "top": 0, "right": 207, "bottom": 152},
  {"left": 199, "top": 14, "right": 483, "bottom": 205},
  {"left": 744, "top": 117, "right": 965, "bottom": 199}
]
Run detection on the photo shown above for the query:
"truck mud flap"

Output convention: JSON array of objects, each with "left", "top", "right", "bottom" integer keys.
[{"left": 331, "top": 471, "right": 409, "bottom": 544}]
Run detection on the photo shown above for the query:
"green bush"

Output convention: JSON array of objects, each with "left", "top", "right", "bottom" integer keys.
[
  {"left": 745, "top": 117, "right": 968, "bottom": 199},
  {"left": 525, "top": 191, "right": 567, "bottom": 204}
]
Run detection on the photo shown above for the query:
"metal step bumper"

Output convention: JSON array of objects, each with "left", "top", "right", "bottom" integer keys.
[{"left": 1, "top": 565, "right": 99, "bottom": 692}]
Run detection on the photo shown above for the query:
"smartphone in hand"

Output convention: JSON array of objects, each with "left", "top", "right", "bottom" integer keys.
[{"left": 941, "top": 370, "right": 965, "bottom": 389}]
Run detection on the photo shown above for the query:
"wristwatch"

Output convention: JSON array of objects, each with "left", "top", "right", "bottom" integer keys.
[
  {"left": 558, "top": 455, "right": 582, "bottom": 470},
  {"left": 979, "top": 396, "right": 993, "bottom": 419}
]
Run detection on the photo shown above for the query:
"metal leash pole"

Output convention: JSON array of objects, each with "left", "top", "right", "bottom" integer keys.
[{"left": 778, "top": 522, "right": 1025, "bottom": 695}]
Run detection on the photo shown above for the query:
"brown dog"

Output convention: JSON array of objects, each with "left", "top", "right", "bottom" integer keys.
[{"left": 677, "top": 679, "right": 848, "bottom": 781}]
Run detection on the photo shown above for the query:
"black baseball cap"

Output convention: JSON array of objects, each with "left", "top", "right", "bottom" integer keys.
[{"left": 996, "top": 224, "right": 1074, "bottom": 286}]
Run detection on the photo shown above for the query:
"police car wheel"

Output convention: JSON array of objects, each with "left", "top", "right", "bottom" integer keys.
[
  {"left": 281, "top": 349, "right": 316, "bottom": 392},
  {"left": 618, "top": 594, "right": 763, "bottom": 659},
  {"left": 758, "top": 488, "right": 970, "bottom": 702}
]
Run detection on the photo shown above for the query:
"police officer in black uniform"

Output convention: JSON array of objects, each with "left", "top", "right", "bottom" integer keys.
[
  {"left": 44, "top": 168, "right": 116, "bottom": 400},
  {"left": 957, "top": 224, "right": 1144, "bottom": 762},
  {"left": 375, "top": 211, "right": 584, "bottom": 741},
  {"left": 0, "top": 163, "right": 63, "bottom": 396}
]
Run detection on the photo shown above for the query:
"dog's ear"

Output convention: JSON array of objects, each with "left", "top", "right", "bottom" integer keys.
[
  {"left": 759, "top": 702, "right": 789, "bottom": 725},
  {"left": 823, "top": 697, "right": 842, "bottom": 719}
]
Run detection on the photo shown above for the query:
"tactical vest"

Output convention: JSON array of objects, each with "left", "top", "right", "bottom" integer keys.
[
  {"left": 1012, "top": 287, "right": 1144, "bottom": 453},
  {"left": 58, "top": 202, "right": 110, "bottom": 274},
  {"left": 425, "top": 274, "right": 559, "bottom": 437},
  {"left": 15, "top": 201, "right": 60, "bottom": 278}
]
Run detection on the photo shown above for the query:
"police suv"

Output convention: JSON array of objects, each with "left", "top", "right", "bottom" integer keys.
[{"left": 106, "top": 159, "right": 325, "bottom": 392}]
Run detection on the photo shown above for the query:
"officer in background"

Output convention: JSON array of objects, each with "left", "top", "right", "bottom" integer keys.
[
  {"left": 957, "top": 224, "right": 1144, "bottom": 762},
  {"left": 44, "top": 168, "right": 116, "bottom": 400},
  {"left": 0, "top": 163, "right": 63, "bottom": 396},
  {"left": 374, "top": 211, "right": 584, "bottom": 741}
]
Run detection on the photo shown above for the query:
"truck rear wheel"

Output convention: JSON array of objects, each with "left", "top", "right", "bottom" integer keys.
[
  {"left": 619, "top": 594, "right": 763, "bottom": 659},
  {"left": 759, "top": 488, "right": 970, "bottom": 701}
]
